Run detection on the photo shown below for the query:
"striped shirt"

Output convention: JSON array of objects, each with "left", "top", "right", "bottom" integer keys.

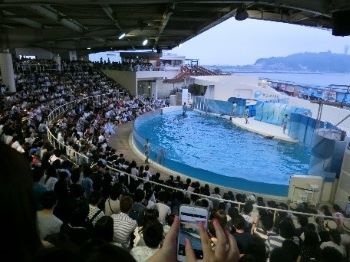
[
  {"left": 254, "top": 227, "right": 269, "bottom": 240},
  {"left": 267, "top": 232, "right": 284, "bottom": 253},
  {"left": 88, "top": 205, "right": 104, "bottom": 225},
  {"left": 112, "top": 212, "right": 137, "bottom": 248},
  {"left": 267, "top": 232, "right": 300, "bottom": 254}
]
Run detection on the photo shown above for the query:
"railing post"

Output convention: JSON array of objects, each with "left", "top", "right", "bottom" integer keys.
[{"left": 273, "top": 209, "right": 277, "bottom": 224}]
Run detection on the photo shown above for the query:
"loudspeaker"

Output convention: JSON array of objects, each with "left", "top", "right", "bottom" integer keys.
[{"left": 332, "top": 10, "right": 350, "bottom": 36}]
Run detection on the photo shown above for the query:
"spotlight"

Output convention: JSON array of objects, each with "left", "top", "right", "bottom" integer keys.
[
  {"left": 235, "top": 6, "right": 248, "bottom": 21},
  {"left": 142, "top": 39, "right": 148, "bottom": 46},
  {"left": 87, "top": 47, "right": 91, "bottom": 50},
  {"left": 118, "top": 33, "right": 126, "bottom": 40}
]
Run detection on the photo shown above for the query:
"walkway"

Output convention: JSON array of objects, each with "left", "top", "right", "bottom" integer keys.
[
  {"left": 108, "top": 122, "right": 147, "bottom": 167},
  {"left": 231, "top": 117, "right": 298, "bottom": 143}
]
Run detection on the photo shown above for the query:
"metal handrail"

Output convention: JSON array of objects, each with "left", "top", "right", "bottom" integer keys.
[
  {"left": 47, "top": 95, "right": 348, "bottom": 224},
  {"left": 47, "top": 92, "right": 116, "bottom": 164},
  {"left": 106, "top": 164, "right": 341, "bottom": 222}
]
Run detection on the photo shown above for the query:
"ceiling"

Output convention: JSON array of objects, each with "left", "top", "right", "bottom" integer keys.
[{"left": 0, "top": 0, "right": 349, "bottom": 53}]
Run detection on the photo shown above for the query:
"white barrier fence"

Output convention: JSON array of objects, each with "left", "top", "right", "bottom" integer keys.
[{"left": 47, "top": 93, "right": 116, "bottom": 164}]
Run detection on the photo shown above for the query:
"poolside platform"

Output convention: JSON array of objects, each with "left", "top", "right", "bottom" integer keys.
[
  {"left": 108, "top": 122, "right": 148, "bottom": 168},
  {"left": 231, "top": 117, "right": 298, "bottom": 143}
]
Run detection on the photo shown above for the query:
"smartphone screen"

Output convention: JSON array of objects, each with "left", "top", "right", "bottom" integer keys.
[{"left": 178, "top": 207, "right": 208, "bottom": 260}]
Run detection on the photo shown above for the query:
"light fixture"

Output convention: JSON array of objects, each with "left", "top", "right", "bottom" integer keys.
[
  {"left": 118, "top": 33, "right": 126, "bottom": 40},
  {"left": 235, "top": 6, "right": 248, "bottom": 21},
  {"left": 142, "top": 39, "right": 148, "bottom": 46},
  {"left": 87, "top": 47, "right": 91, "bottom": 50}
]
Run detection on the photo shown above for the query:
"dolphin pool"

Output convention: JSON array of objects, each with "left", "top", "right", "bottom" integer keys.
[{"left": 133, "top": 109, "right": 311, "bottom": 196}]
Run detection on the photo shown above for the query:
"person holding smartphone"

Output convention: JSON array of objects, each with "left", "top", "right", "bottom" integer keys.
[
  {"left": 177, "top": 205, "right": 208, "bottom": 261},
  {"left": 147, "top": 207, "right": 240, "bottom": 262}
]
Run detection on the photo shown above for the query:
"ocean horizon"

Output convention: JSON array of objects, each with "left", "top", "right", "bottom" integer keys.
[{"left": 231, "top": 72, "right": 350, "bottom": 87}]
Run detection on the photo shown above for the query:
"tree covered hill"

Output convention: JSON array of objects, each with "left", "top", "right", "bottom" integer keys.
[{"left": 254, "top": 52, "right": 350, "bottom": 72}]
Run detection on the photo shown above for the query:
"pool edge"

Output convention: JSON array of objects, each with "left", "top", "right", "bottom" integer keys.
[{"left": 129, "top": 131, "right": 288, "bottom": 203}]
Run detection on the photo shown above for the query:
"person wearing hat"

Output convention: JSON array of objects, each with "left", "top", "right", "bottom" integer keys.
[{"left": 323, "top": 219, "right": 338, "bottom": 231}]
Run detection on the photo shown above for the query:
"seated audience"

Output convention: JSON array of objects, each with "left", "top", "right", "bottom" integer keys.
[
  {"left": 111, "top": 195, "right": 137, "bottom": 248},
  {"left": 131, "top": 221, "right": 164, "bottom": 261},
  {"left": 37, "top": 191, "right": 63, "bottom": 240}
]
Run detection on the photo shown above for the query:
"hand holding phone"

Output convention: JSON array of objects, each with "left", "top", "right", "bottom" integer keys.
[
  {"left": 185, "top": 218, "right": 240, "bottom": 262},
  {"left": 177, "top": 205, "right": 208, "bottom": 261},
  {"left": 147, "top": 212, "right": 240, "bottom": 262}
]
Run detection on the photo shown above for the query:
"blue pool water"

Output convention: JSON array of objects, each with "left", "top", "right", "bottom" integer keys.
[{"left": 134, "top": 110, "right": 311, "bottom": 196}]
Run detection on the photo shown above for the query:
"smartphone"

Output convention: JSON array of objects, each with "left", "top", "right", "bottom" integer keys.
[{"left": 177, "top": 205, "right": 209, "bottom": 262}]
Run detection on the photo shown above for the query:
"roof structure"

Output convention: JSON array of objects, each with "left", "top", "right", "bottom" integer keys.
[{"left": 0, "top": 0, "right": 349, "bottom": 53}]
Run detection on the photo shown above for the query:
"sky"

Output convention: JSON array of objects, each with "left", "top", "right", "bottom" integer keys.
[{"left": 90, "top": 18, "right": 350, "bottom": 66}]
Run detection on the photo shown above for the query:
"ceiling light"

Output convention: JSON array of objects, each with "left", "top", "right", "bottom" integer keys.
[
  {"left": 87, "top": 47, "right": 91, "bottom": 50},
  {"left": 118, "top": 33, "right": 126, "bottom": 40},
  {"left": 235, "top": 6, "right": 248, "bottom": 21},
  {"left": 142, "top": 39, "right": 148, "bottom": 46}
]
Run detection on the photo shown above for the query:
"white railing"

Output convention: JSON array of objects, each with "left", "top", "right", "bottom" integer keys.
[
  {"left": 47, "top": 95, "right": 346, "bottom": 224},
  {"left": 47, "top": 92, "right": 116, "bottom": 164}
]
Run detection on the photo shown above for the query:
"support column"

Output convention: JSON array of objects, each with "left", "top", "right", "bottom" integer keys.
[
  {"left": 79, "top": 54, "right": 89, "bottom": 61},
  {"left": 0, "top": 50, "right": 16, "bottom": 92},
  {"left": 135, "top": 80, "right": 139, "bottom": 97},
  {"left": 54, "top": 54, "right": 62, "bottom": 72},
  {"left": 69, "top": 50, "right": 77, "bottom": 61},
  {"left": 151, "top": 81, "right": 158, "bottom": 99}
]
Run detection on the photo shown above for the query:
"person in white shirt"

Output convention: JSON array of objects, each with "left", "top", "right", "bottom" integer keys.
[
  {"left": 144, "top": 139, "right": 150, "bottom": 164},
  {"left": 37, "top": 191, "right": 63, "bottom": 240},
  {"left": 144, "top": 191, "right": 156, "bottom": 209},
  {"left": 105, "top": 183, "right": 122, "bottom": 216},
  {"left": 98, "top": 133, "right": 106, "bottom": 144},
  {"left": 143, "top": 165, "right": 152, "bottom": 181},
  {"left": 131, "top": 166, "right": 138, "bottom": 177},
  {"left": 320, "top": 229, "right": 346, "bottom": 257},
  {"left": 131, "top": 221, "right": 163, "bottom": 262},
  {"left": 152, "top": 191, "right": 171, "bottom": 225},
  {"left": 210, "top": 187, "right": 222, "bottom": 199},
  {"left": 11, "top": 138, "right": 25, "bottom": 153},
  {"left": 241, "top": 202, "right": 254, "bottom": 226},
  {"left": 40, "top": 166, "right": 58, "bottom": 191}
]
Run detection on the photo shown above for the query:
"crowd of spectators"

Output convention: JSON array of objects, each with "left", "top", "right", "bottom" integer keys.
[
  {"left": 94, "top": 59, "right": 154, "bottom": 72},
  {"left": 1, "top": 59, "right": 350, "bottom": 262},
  {"left": 14, "top": 58, "right": 59, "bottom": 74}
]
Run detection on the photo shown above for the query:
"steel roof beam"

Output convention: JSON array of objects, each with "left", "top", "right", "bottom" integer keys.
[
  {"left": 101, "top": 5, "right": 122, "bottom": 31},
  {"left": 28, "top": 5, "right": 87, "bottom": 32},
  {"left": 153, "top": 3, "right": 175, "bottom": 49},
  {"left": 3, "top": 10, "right": 43, "bottom": 29},
  {"left": 101, "top": 4, "right": 136, "bottom": 49}
]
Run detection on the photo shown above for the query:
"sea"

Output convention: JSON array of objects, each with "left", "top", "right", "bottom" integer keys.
[{"left": 231, "top": 72, "right": 350, "bottom": 87}]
